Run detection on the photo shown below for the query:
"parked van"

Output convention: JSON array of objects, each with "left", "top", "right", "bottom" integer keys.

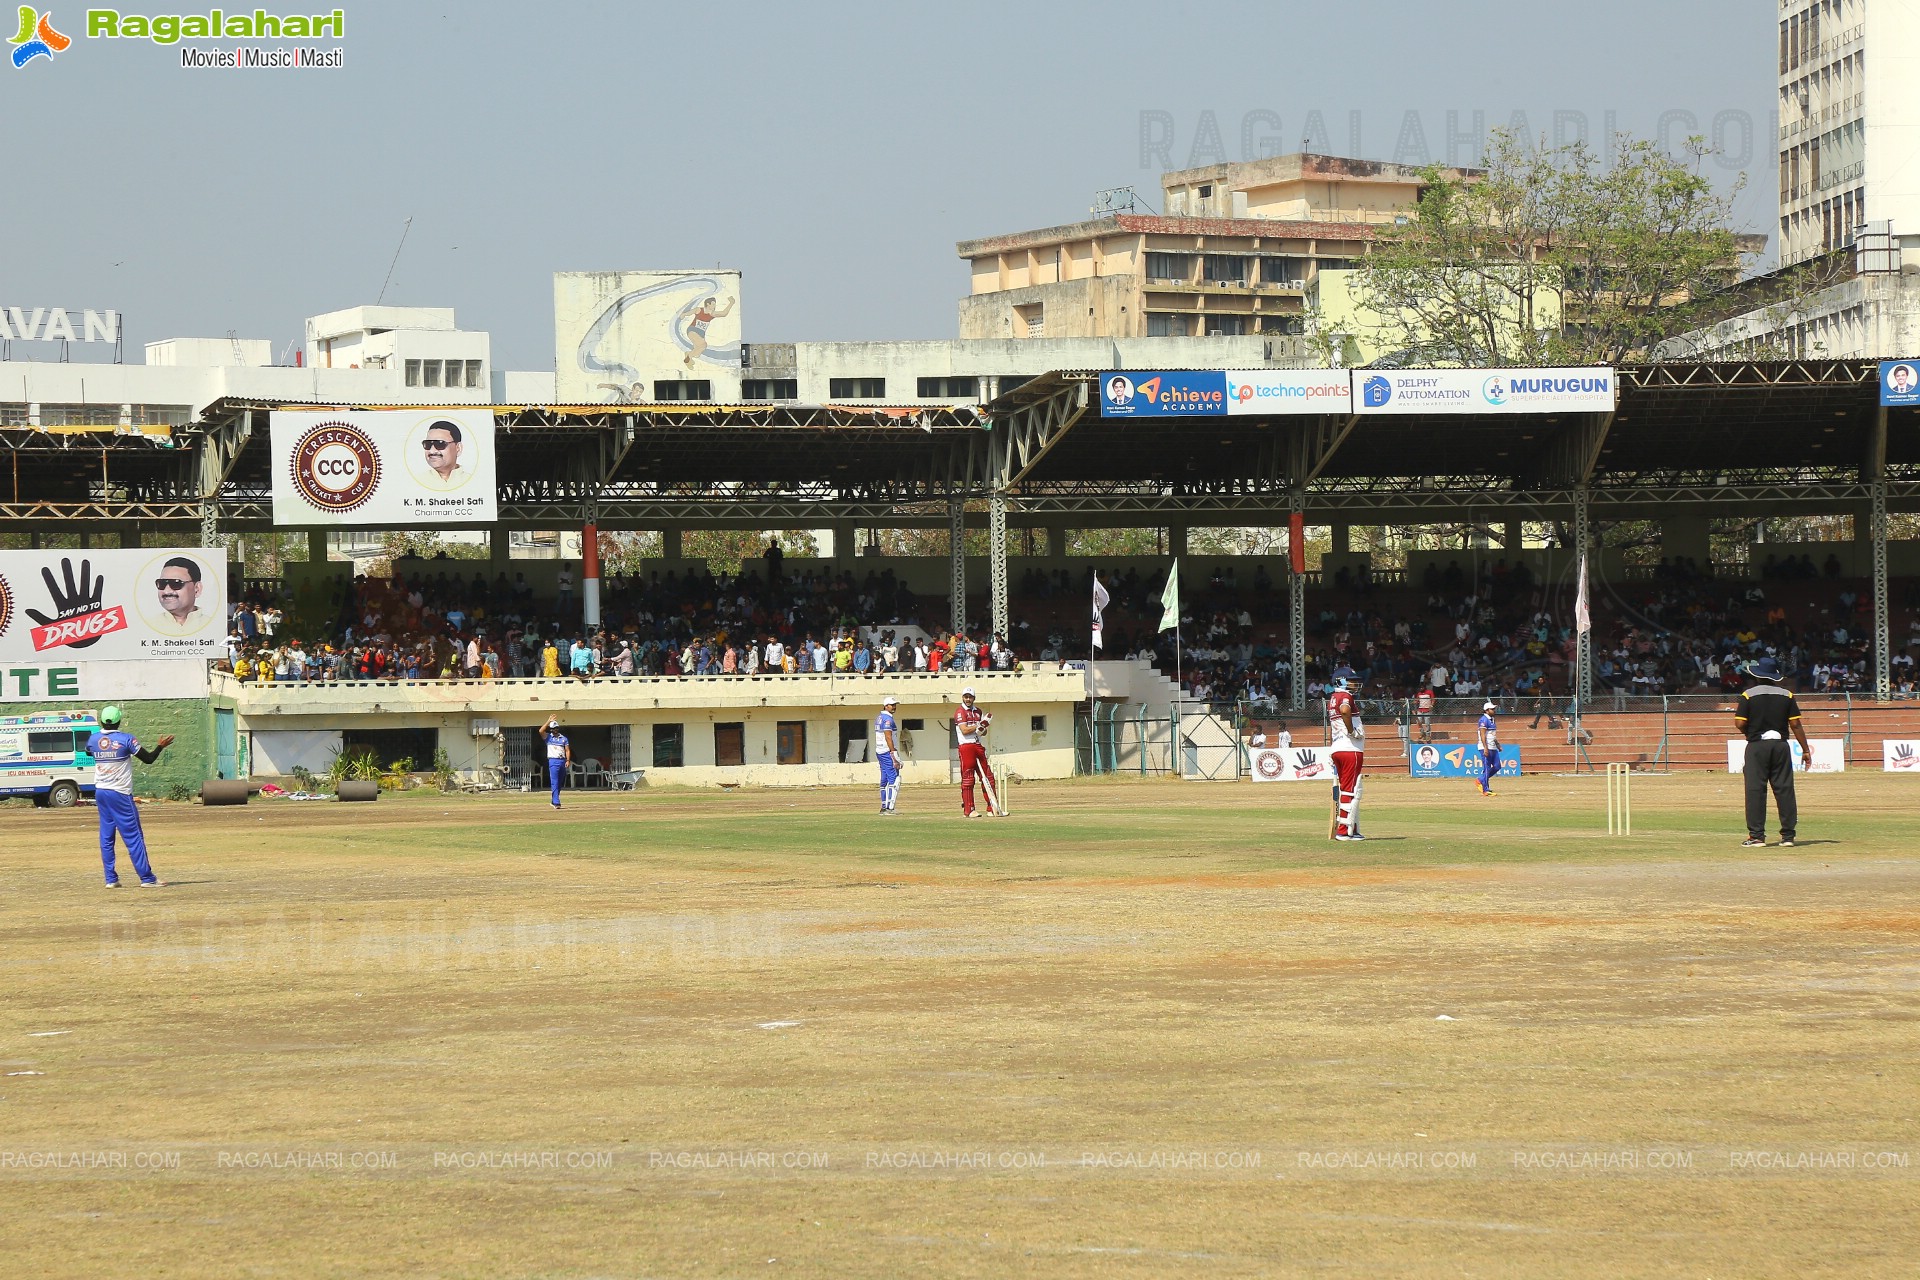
[{"left": 0, "top": 711, "right": 99, "bottom": 807}]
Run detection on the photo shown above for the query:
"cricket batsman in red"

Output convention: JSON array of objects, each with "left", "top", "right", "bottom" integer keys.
[
  {"left": 1328, "top": 670, "right": 1366, "bottom": 840},
  {"left": 951, "top": 686, "right": 1002, "bottom": 817}
]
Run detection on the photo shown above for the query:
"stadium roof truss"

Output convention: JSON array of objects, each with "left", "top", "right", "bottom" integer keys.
[{"left": 0, "top": 361, "right": 1910, "bottom": 530}]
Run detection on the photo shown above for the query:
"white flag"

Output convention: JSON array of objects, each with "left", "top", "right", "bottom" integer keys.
[
  {"left": 1159, "top": 561, "right": 1180, "bottom": 633},
  {"left": 1091, "top": 574, "right": 1110, "bottom": 649},
  {"left": 1575, "top": 552, "right": 1591, "bottom": 636}
]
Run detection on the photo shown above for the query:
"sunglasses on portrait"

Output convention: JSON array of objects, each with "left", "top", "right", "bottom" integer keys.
[
  {"left": 421, "top": 438, "right": 455, "bottom": 451},
  {"left": 155, "top": 578, "right": 194, "bottom": 590}
]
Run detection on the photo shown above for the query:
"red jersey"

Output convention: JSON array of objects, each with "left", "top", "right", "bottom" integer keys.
[{"left": 954, "top": 703, "right": 991, "bottom": 745}]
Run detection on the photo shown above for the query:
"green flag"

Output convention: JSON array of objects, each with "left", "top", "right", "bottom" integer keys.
[{"left": 1159, "top": 560, "right": 1180, "bottom": 633}]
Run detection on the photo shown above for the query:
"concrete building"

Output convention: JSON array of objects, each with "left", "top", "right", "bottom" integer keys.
[
  {"left": 218, "top": 667, "right": 1087, "bottom": 788},
  {"left": 0, "top": 305, "right": 499, "bottom": 427},
  {"left": 955, "top": 154, "right": 1475, "bottom": 344},
  {"left": 1658, "top": 0, "right": 1920, "bottom": 360},
  {"left": 1776, "top": 0, "right": 1920, "bottom": 267}
]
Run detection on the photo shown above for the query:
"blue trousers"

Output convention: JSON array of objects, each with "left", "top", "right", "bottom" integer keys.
[
  {"left": 97, "top": 790, "right": 157, "bottom": 884},
  {"left": 549, "top": 759, "right": 565, "bottom": 806},
  {"left": 878, "top": 751, "right": 900, "bottom": 811},
  {"left": 1481, "top": 749, "right": 1500, "bottom": 792}
]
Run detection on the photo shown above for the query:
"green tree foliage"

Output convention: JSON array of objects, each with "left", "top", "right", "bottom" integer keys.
[
  {"left": 1342, "top": 130, "right": 1751, "bottom": 367},
  {"left": 680, "top": 529, "right": 820, "bottom": 574}
]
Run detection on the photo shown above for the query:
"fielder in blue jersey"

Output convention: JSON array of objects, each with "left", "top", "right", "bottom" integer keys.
[
  {"left": 875, "top": 695, "right": 901, "bottom": 814},
  {"left": 85, "top": 705, "right": 172, "bottom": 888},
  {"left": 1476, "top": 700, "right": 1500, "bottom": 796},
  {"left": 539, "top": 718, "right": 571, "bottom": 809}
]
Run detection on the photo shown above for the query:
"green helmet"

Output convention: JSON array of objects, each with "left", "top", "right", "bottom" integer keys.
[{"left": 99, "top": 705, "right": 122, "bottom": 727}]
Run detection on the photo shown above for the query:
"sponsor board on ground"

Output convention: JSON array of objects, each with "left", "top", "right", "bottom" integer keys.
[
  {"left": 1409, "top": 743, "right": 1522, "bottom": 779},
  {"left": 1881, "top": 740, "right": 1920, "bottom": 772},
  {"left": 1249, "top": 746, "right": 1332, "bottom": 781},
  {"left": 1725, "top": 739, "right": 1846, "bottom": 773}
]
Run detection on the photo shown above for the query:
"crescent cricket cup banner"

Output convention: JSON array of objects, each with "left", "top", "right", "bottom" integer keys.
[
  {"left": 0, "top": 549, "right": 227, "bottom": 662},
  {"left": 271, "top": 410, "right": 497, "bottom": 526}
]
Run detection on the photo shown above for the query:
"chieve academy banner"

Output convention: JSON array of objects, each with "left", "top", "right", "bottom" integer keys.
[
  {"left": 0, "top": 548, "right": 227, "bottom": 663},
  {"left": 271, "top": 409, "right": 497, "bottom": 526},
  {"left": 1099, "top": 368, "right": 1615, "bottom": 418}
]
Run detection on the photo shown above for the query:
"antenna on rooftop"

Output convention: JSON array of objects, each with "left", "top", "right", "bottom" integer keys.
[{"left": 376, "top": 216, "right": 414, "bottom": 305}]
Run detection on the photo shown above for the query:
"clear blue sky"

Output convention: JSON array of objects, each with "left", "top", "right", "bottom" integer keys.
[{"left": 14, "top": 0, "right": 1775, "bottom": 370}]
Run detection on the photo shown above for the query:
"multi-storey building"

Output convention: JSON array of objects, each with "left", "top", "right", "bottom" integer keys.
[
  {"left": 1777, "top": 0, "right": 1920, "bottom": 266},
  {"left": 955, "top": 154, "right": 1476, "bottom": 343}
]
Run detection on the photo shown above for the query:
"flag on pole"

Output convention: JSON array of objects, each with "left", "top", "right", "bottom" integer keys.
[
  {"left": 1575, "top": 551, "right": 1591, "bottom": 636},
  {"left": 1159, "top": 560, "right": 1180, "bottom": 633},
  {"left": 1091, "top": 574, "right": 1110, "bottom": 650}
]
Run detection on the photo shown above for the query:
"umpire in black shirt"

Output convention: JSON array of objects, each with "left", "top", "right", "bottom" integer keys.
[{"left": 1732, "top": 657, "right": 1812, "bottom": 847}]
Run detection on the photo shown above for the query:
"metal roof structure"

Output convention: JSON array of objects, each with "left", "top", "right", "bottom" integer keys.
[{"left": 1, "top": 360, "right": 1909, "bottom": 702}]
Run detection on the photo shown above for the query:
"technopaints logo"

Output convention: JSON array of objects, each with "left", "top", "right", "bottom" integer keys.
[{"left": 9, "top": 8, "right": 72, "bottom": 66}]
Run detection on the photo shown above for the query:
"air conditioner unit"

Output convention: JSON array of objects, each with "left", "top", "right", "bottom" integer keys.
[{"left": 471, "top": 718, "right": 501, "bottom": 737}]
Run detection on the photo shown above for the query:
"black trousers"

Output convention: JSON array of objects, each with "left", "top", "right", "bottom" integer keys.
[{"left": 1743, "top": 739, "right": 1797, "bottom": 840}]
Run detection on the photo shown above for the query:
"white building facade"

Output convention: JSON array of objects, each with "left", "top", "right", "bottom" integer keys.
[{"left": 1777, "top": 0, "right": 1920, "bottom": 267}]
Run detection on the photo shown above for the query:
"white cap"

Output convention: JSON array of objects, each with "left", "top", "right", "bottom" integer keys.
[
  {"left": 882, "top": 694, "right": 898, "bottom": 706},
  {"left": 1483, "top": 701, "right": 1497, "bottom": 711},
  {"left": 962, "top": 686, "right": 977, "bottom": 697}
]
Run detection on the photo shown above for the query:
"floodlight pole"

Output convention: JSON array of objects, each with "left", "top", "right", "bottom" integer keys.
[
  {"left": 1869, "top": 405, "right": 1890, "bottom": 702},
  {"left": 1574, "top": 484, "right": 1593, "bottom": 706},
  {"left": 1288, "top": 490, "right": 1306, "bottom": 712},
  {"left": 948, "top": 495, "right": 966, "bottom": 635}
]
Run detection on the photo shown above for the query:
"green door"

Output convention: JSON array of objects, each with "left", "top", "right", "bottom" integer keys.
[{"left": 215, "top": 708, "right": 238, "bottom": 780}]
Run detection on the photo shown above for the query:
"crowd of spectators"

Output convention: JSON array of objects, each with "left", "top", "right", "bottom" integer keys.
[
  {"left": 216, "top": 551, "right": 1020, "bottom": 685},
  {"left": 212, "top": 548, "right": 1920, "bottom": 709}
]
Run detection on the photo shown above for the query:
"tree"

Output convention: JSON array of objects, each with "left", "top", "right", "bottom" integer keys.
[
  {"left": 1334, "top": 130, "right": 1752, "bottom": 367},
  {"left": 680, "top": 529, "right": 819, "bottom": 574}
]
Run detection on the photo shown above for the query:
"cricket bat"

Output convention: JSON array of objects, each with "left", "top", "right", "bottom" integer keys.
[{"left": 978, "top": 762, "right": 1007, "bottom": 817}]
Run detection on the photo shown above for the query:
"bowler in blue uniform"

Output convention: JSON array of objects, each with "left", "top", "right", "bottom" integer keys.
[
  {"left": 1476, "top": 700, "right": 1500, "bottom": 796},
  {"left": 85, "top": 705, "right": 171, "bottom": 887},
  {"left": 539, "top": 718, "right": 571, "bottom": 808},
  {"left": 875, "top": 695, "right": 901, "bottom": 814}
]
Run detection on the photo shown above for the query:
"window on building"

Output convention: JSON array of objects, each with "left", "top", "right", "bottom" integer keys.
[
  {"left": 1260, "top": 258, "right": 1306, "bottom": 287},
  {"left": 342, "top": 727, "right": 440, "bottom": 769},
  {"left": 1145, "top": 252, "right": 1193, "bottom": 281},
  {"left": 741, "top": 379, "right": 799, "bottom": 400},
  {"left": 1197, "top": 183, "right": 1213, "bottom": 199},
  {"left": 916, "top": 376, "right": 980, "bottom": 399},
  {"left": 714, "top": 722, "right": 745, "bottom": 767},
  {"left": 1030, "top": 715, "right": 1047, "bottom": 733},
  {"left": 653, "top": 380, "right": 713, "bottom": 401},
  {"left": 1146, "top": 314, "right": 1189, "bottom": 337},
  {"left": 777, "top": 721, "right": 807, "bottom": 765},
  {"left": 829, "top": 378, "right": 886, "bottom": 398},
  {"left": 465, "top": 359, "right": 483, "bottom": 388},
  {"left": 1015, "top": 303, "right": 1045, "bottom": 337},
  {"left": 1205, "top": 316, "right": 1249, "bottom": 336},
  {"left": 39, "top": 404, "right": 120, "bottom": 426},
  {"left": 903, "top": 718, "right": 925, "bottom": 731},
  {"left": 1203, "top": 255, "right": 1249, "bottom": 283},
  {"left": 997, "top": 375, "right": 1033, "bottom": 396},
  {"left": 130, "top": 404, "right": 192, "bottom": 427},
  {"left": 405, "top": 359, "right": 421, "bottom": 387},
  {"left": 652, "top": 723, "right": 684, "bottom": 768},
  {"left": 0, "top": 403, "right": 27, "bottom": 427},
  {"left": 838, "top": 718, "right": 867, "bottom": 763},
  {"left": 422, "top": 360, "right": 442, "bottom": 388}
]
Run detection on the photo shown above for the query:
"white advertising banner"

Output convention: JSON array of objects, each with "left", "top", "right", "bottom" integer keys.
[
  {"left": 1249, "top": 745, "right": 1335, "bottom": 782},
  {"left": 1353, "top": 368, "right": 1617, "bottom": 415},
  {"left": 0, "top": 660, "right": 209, "bottom": 702},
  {"left": 1225, "top": 370, "right": 1354, "bottom": 415},
  {"left": 1725, "top": 739, "right": 1846, "bottom": 774},
  {"left": 0, "top": 549, "right": 226, "bottom": 663},
  {"left": 554, "top": 270, "right": 743, "bottom": 403},
  {"left": 1882, "top": 740, "right": 1920, "bottom": 772},
  {"left": 271, "top": 409, "right": 497, "bottom": 526}
]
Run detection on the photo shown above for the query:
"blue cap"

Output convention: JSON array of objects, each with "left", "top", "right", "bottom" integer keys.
[{"left": 1743, "top": 657, "right": 1783, "bottom": 681}]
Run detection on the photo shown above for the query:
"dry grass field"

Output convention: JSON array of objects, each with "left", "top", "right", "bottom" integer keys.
[{"left": 2, "top": 772, "right": 1917, "bottom": 1278}]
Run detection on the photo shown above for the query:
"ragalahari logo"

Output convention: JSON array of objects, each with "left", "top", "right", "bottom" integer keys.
[{"left": 9, "top": 6, "right": 70, "bottom": 66}]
